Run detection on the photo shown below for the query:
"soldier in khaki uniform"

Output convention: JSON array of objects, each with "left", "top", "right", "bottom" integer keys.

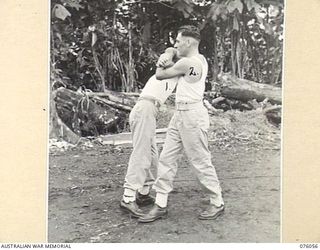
[
  {"left": 120, "top": 48, "right": 178, "bottom": 218},
  {"left": 139, "top": 25, "right": 225, "bottom": 223}
]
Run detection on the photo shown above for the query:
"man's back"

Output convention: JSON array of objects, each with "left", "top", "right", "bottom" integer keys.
[{"left": 140, "top": 75, "right": 177, "bottom": 104}]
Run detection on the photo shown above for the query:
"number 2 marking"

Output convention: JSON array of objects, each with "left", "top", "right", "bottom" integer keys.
[{"left": 189, "top": 67, "right": 197, "bottom": 76}]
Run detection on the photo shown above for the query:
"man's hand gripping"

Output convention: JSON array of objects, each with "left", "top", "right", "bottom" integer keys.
[{"left": 156, "top": 47, "right": 177, "bottom": 69}]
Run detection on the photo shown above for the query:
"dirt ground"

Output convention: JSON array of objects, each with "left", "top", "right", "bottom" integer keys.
[{"left": 48, "top": 109, "right": 281, "bottom": 243}]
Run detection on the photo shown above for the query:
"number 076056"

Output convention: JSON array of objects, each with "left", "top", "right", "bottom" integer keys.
[{"left": 300, "top": 244, "right": 318, "bottom": 248}]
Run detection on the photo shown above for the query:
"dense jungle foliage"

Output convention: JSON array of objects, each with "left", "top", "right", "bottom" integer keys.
[{"left": 50, "top": 0, "right": 284, "bottom": 93}]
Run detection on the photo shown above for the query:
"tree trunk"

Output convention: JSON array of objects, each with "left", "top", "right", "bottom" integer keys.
[
  {"left": 127, "top": 21, "right": 135, "bottom": 92},
  {"left": 91, "top": 32, "right": 106, "bottom": 92},
  {"left": 218, "top": 74, "right": 282, "bottom": 105},
  {"left": 212, "top": 24, "right": 218, "bottom": 82}
]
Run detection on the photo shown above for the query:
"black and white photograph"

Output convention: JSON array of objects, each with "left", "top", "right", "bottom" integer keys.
[{"left": 48, "top": 0, "right": 284, "bottom": 243}]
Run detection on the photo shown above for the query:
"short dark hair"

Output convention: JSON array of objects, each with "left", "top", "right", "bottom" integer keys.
[{"left": 177, "top": 25, "right": 201, "bottom": 41}]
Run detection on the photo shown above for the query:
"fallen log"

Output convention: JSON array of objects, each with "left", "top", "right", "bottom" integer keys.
[
  {"left": 91, "top": 95, "right": 133, "bottom": 112},
  {"left": 218, "top": 74, "right": 282, "bottom": 105},
  {"left": 87, "top": 91, "right": 137, "bottom": 107},
  {"left": 211, "top": 96, "right": 226, "bottom": 106}
]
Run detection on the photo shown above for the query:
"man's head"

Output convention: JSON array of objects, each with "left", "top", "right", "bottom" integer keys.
[{"left": 174, "top": 25, "right": 201, "bottom": 57}]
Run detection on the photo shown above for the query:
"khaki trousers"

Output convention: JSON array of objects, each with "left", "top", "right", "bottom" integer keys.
[
  {"left": 123, "top": 99, "right": 159, "bottom": 197},
  {"left": 153, "top": 102, "right": 224, "bottom": 207}
]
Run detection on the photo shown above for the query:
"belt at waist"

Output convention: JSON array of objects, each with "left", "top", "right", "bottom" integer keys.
[
  {"left": 176, "top": 101, "right": 203, "bottom": 111},
  {"left": 138, "top": 96, "right": 161, "bottom": 108}
]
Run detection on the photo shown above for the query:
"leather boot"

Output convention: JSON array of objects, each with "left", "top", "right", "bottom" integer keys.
[
  {"left": 199, "top": 204, "right": 225, "bottom": 220},
  {"left": 120, "top": 200, "right": 144, "bottom": 218},
  {"left": 138, "top": 204, "right": 168, "bottom": 223},
  {"left": 136, "top": 192, "right": 155, "bottom": 207}
]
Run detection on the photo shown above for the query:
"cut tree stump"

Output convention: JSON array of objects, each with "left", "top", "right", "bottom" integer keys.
[
  {"left": 53, "top": 88, "right": 133, "bottom": 137},
  {"left": 218, "top": 74, "right": 282, "bottom": 105},
  {"left": 264, "top": 106, "right": 281, "bottom": 126}
]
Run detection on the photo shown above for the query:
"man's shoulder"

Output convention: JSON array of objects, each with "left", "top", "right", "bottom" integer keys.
[
  {"left": 193, "top": 54, "right": 207, "bottom": 63},
  {"left": 175, "top": 57, "right": 198, "bottom": 67},
  {"left": 170, "top": 57, "right": 191, "bottom": 71},
  {"left": 181, "top": 56, "right": 204, "bottom": 70}
]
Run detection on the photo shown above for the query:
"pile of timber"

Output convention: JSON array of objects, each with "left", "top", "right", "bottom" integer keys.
[
  {"left": 205, "top": 74, "right": 282, "bottom": 125},
  {"left": 205, "top": 74, "right": 281, "bottom": 110}
]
